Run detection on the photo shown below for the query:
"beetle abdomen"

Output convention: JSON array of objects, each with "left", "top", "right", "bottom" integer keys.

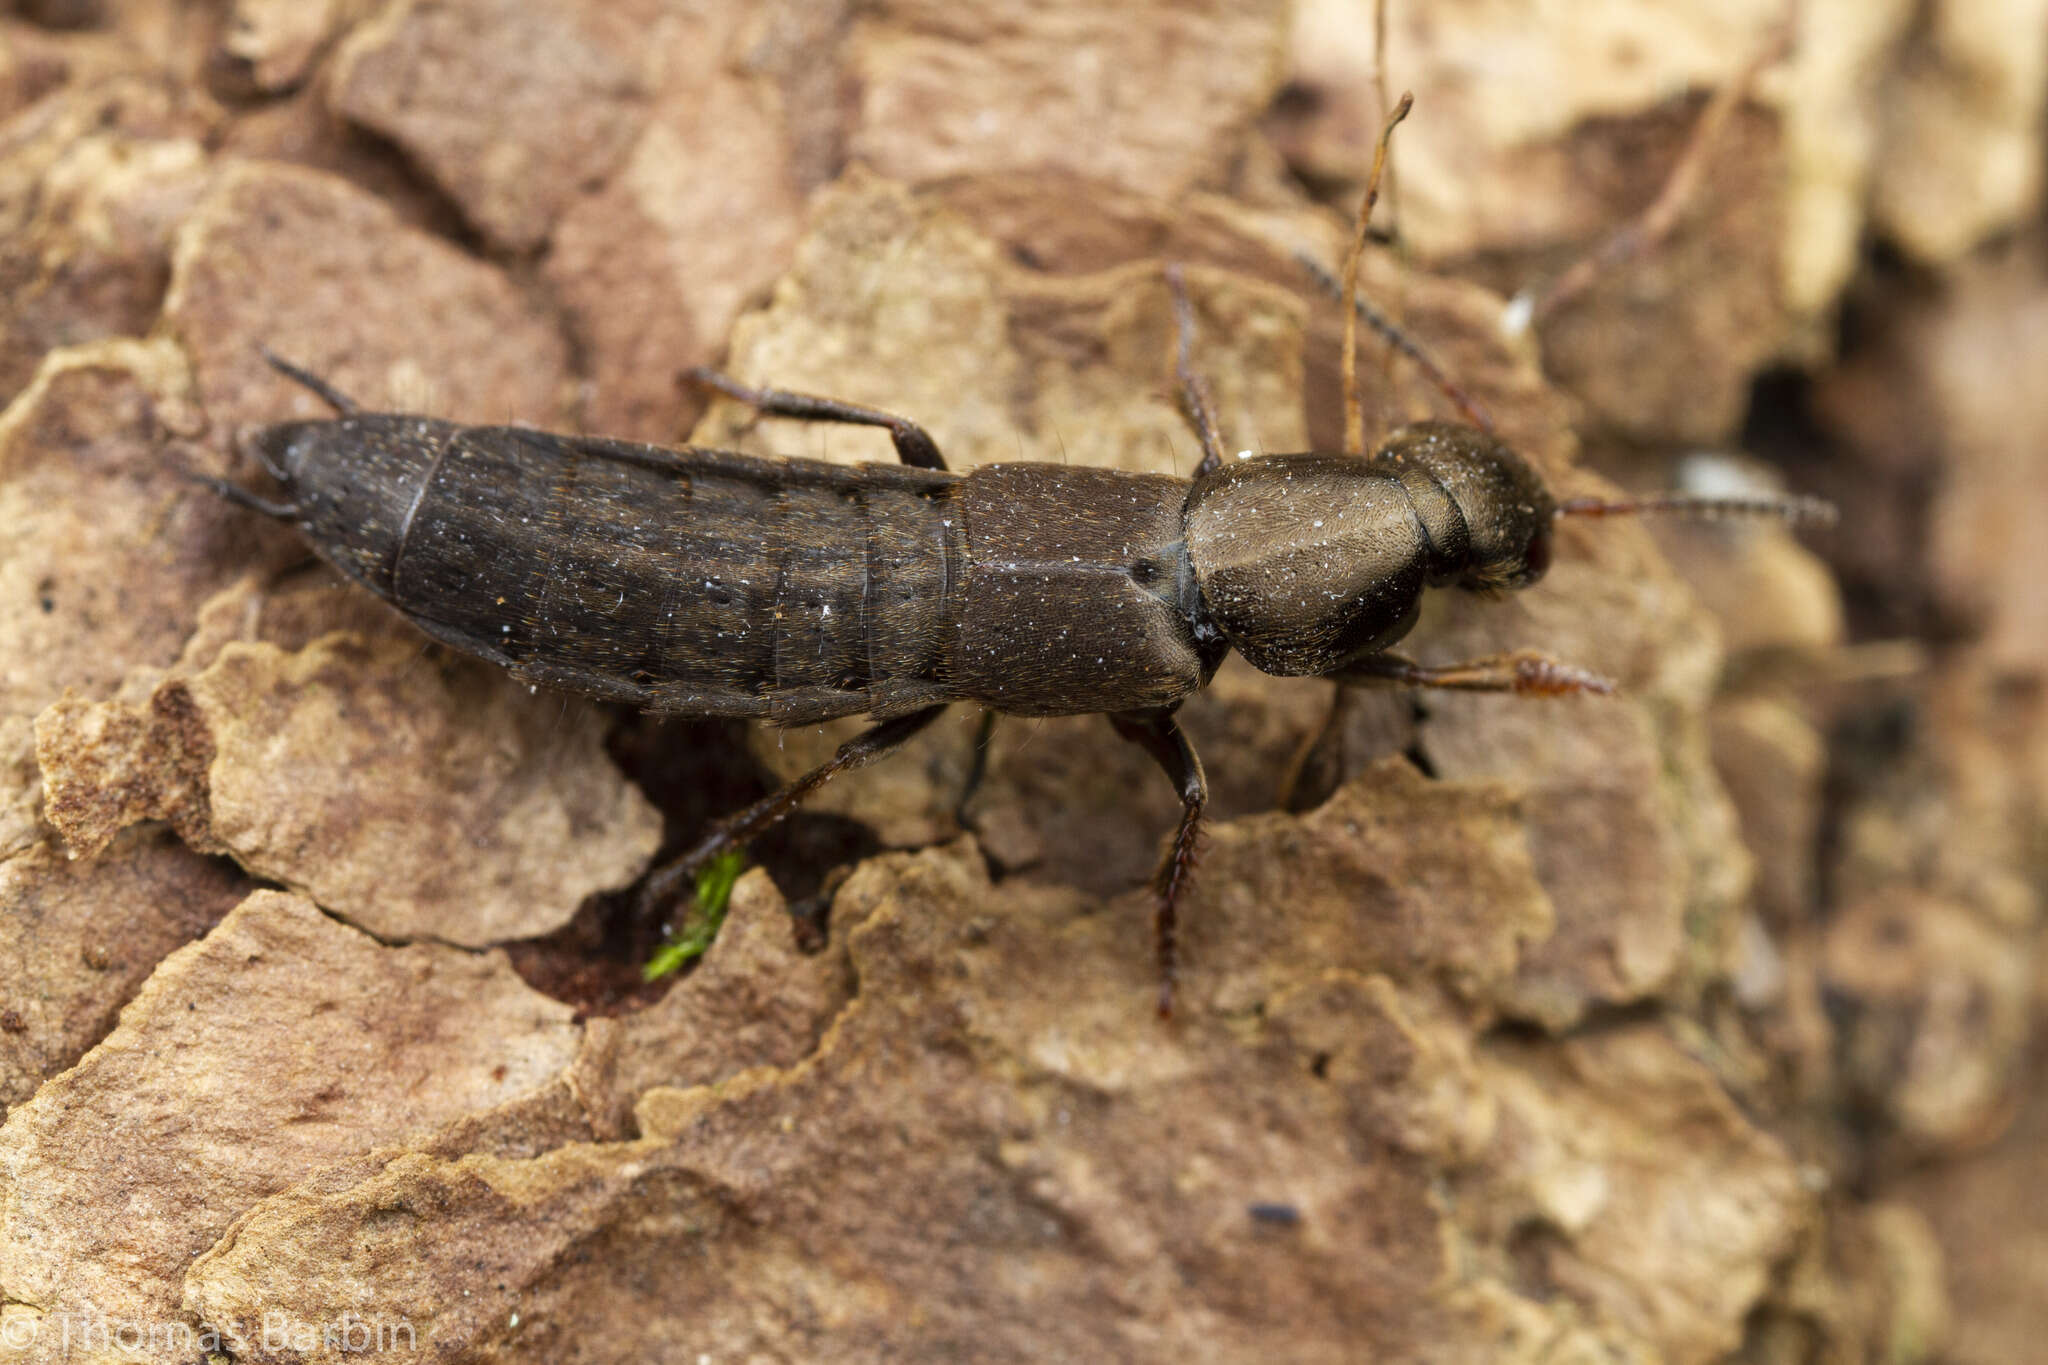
[{"left": 275, "top": 419, "right": 962, "bottom": 723}]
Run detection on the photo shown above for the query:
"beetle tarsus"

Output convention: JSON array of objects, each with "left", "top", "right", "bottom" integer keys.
[
  {"left": 1109, "top": 708, "right": 1208, "bottom": 1020},
  {"left": 1509, "top": 652, "right": 1617, "bottom": 697},
  {"left": 1337, "top": 649, "right": 1616, "bottom": 697}
]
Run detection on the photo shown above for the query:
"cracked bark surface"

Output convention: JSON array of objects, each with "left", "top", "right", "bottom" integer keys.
[{"left": 1, "top": 2, "right": 2042, "bottom": 1362}]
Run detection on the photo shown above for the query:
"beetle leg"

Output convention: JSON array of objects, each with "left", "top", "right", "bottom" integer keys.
[
  {"left": 1337, "top": 649, "right": 1616, "bottom": 697},
  {"left": 1276, "top": 684, "right": 1363, "bottom": 813},
  {"left": 259, "top": 348, "right": 361, "bottom": 414},
  {"left": 953, "top": 708, "right": 998, "bottom": 830},
  {"left": 636, "top": 705, "right": 947, "bottom": 918},
  {"left": 1108, "top": 708, "right": 1209, "bottom": 1019},
  {"left": 1163, "top": 265, "right": 1228, "bottom": 478},
  {"left": 685, "top": 367, "right": 949, "bottom": 471}
]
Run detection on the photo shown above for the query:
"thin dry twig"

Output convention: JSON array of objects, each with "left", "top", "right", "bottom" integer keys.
[
  {"left": 1528, "top": 18, "right": 1796, "bottom": 325},
  {"left": 1341, "top": 91, "right": 1412, "bottom": 457},
  {"left": 1369, "top": 0, "right": 1407, "bottom": 402}
]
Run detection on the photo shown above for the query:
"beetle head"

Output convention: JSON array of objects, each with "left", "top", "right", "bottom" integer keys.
[{"left": 1368, "top": 422, "right": 1556, "bottom": 593}]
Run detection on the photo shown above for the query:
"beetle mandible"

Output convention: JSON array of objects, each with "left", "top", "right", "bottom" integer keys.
[{"left": 209, "top": 106, "right": 1830, "bottom": 1016}]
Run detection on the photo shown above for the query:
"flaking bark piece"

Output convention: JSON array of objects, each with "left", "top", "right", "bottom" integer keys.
[
  {"left": 544, "top": 2, "right": 807, "bottom": 441},
  {"left": 1177, "top": 757, "right": 1552, "bottom": 1012},
  {"left": 1452, "top": 1026, "right": 1812, "bottom": 1364},
  {"left": 848, "top": 0, "right": 1291, "bottom": 203},
  {"left": 0, "top": 339, "right": 258, "bottom": 722},
  {"left": 218, "top": 0, "right": 355, "bottom": 93},
  {"left": 162, "top": 159, "right": 569, "bottom": 440},
  {"left": 0, "top": 130, "right": 213, "bottom": 410},
  {"left": 1710, "top": 695, "right": 1827, "bottom": 939},
  {"left": 1915, "top": 246, "right": 2048, "bottom": 676},
  {"left": 695, "top": 168, "right": 1022, "bottom": 471},
  {"left": 1271, "top": 0, "right": 1793, "bottom": 261},
  {"left": 180, "top": 825, "right": 1798, "bottom": 1364},
  {"left": 37, "top": 632, "right": 662, "bottom": 946},
  {"left": 0, "top": 890, "right": 581, "bottom": 1339},
  {"left": 327, "top": 0, "right": 659, "bottom": 252},
  {"left": 1650, "top": 509, "right": 1845, "bottom": 659},
  {"left": 1822, "top": 888, "right": 2033, "bottom": 1159},
  {"left": 567, "top": 870, "right": 853, "bottom": 1140},
  {"left": 1521, "top": 98, "right": 1788, "bottom": 445},
  {"left": 1870, "top": 0, "right": 2048, "bottom": 263},
  {"left": 0, "top": 828, "right": 246, "bottom": 1115},
  {"left": 0, "top": 70, "right": 215, "bottom": 239},
  {"left": 34, "top": 679, "right": 216, "bottom": 859},
  {"left": 1415, "top": 513, "right": 1747, "bottom": 1027},
  {"left": 1271, "top": 0, "right": 1801, "bottom": 445},
  {"left": 214, "top": 77, "right": 474, "bottom": 240}
]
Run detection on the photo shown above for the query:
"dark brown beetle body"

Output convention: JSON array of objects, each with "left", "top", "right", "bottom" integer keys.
[
  {"left": 248, "top": 409, "right": 1548, "bottom": 727},
  {"left": 254, "top": 414, "right": 1235, "bottom": 724},
  {"left": 219, "top": 349, "right": 1587, "bottom": 1017},
  {"left": 215, "top": 84, "right": 1835, "bottom": 1016}
]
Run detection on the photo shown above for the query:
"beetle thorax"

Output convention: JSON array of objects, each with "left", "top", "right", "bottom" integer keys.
[{"left": 1183, "top": 454, "right": 1429, "bottom": 676}]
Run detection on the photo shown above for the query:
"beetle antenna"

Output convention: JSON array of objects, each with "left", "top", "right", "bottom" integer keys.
[
  {"left": 1555, "top": 491, "right": 1837, "bottom": 525},
  {"left": 1163, "top": 263, "right": 1228, "bottom": 475},
  {"left": 1340, "top": 91, "right": 1412, "bottom": 457},
  {"left": 1296, "top": 252, "right": 1497, "bottom": 436}
]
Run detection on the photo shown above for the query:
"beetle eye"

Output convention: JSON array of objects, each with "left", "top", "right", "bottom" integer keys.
[{"left": 1522, "top": 524, "right": 1553, "bottom": 583}]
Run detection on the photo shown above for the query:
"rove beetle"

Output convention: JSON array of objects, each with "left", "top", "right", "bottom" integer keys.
[{"left": 209, "top": 98, "right": 1830, "bottom": 1014}]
